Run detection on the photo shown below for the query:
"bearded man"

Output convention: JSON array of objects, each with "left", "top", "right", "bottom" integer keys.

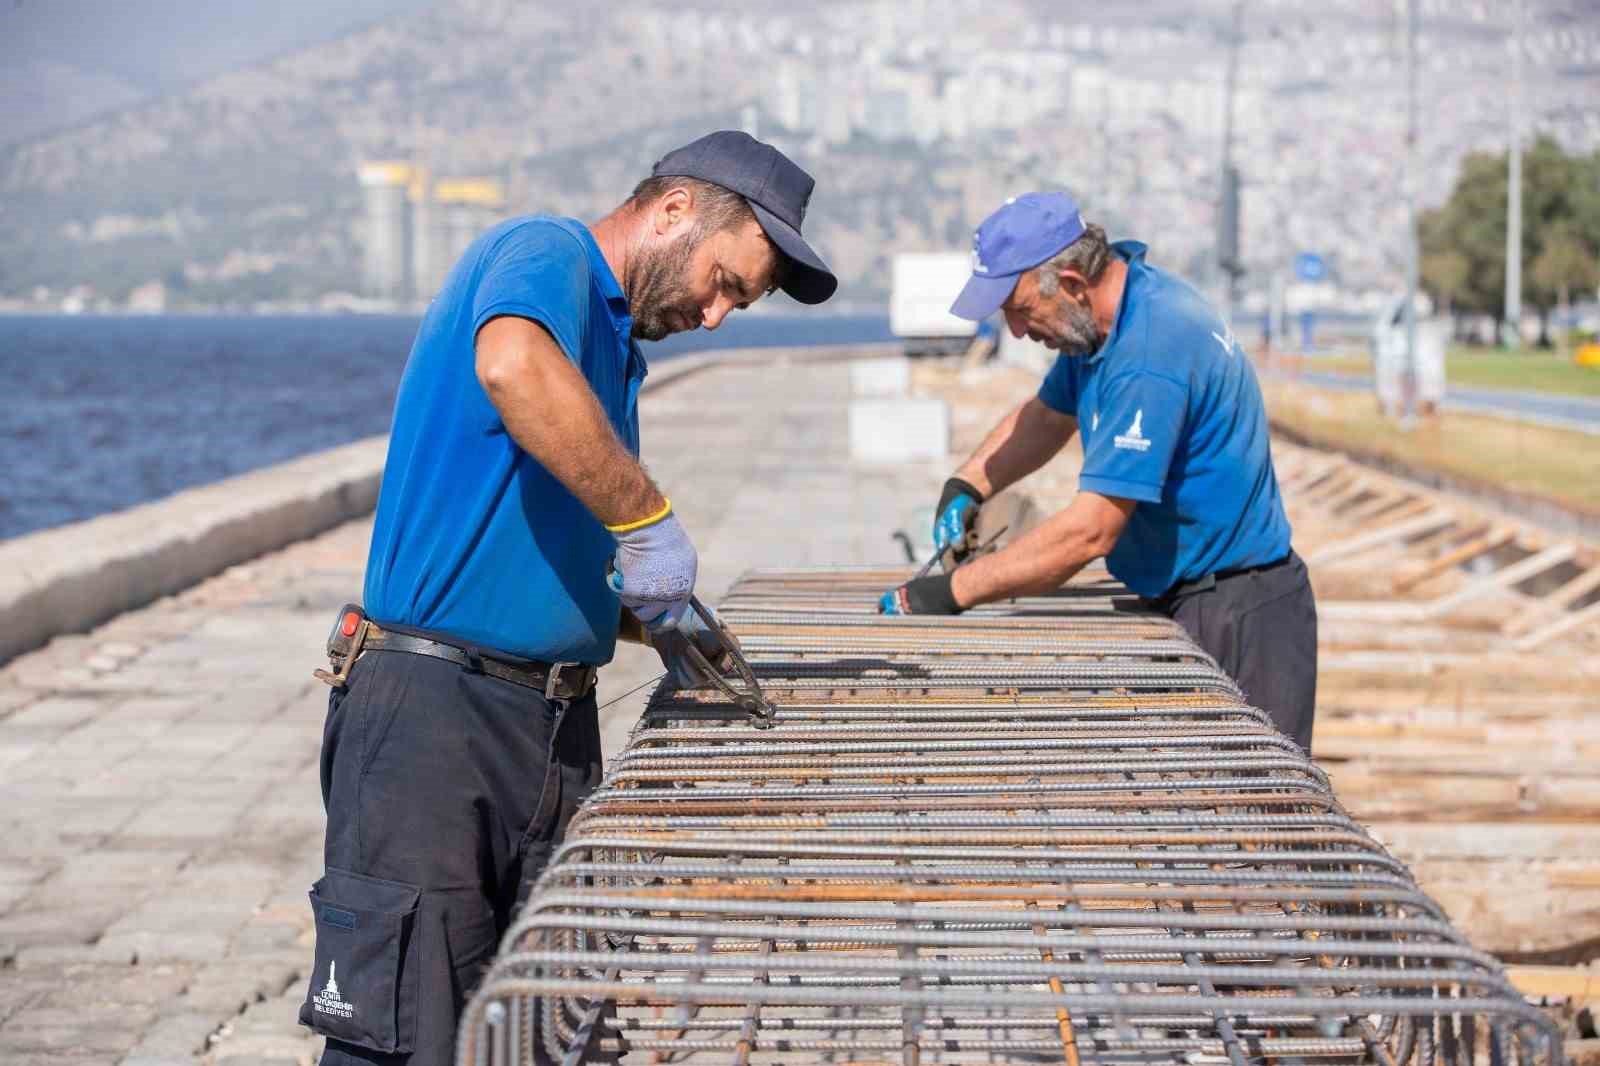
[
  {"left": 303, "top": 131, "right": 835, "bottom": 1066},
  {"left": 879, "top": 191, "right": 1316, "bottom": 752}
]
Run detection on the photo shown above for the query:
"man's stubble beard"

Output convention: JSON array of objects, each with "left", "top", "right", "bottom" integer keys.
[
  {"left": 627, "top": 230, "right": 701, "bottom": 341},
  {"left": 1047, "top": 298, "right": 1105, "bottom": 356}
]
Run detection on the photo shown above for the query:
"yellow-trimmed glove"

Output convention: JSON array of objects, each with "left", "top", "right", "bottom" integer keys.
[{"left": 606, "top": 499, "right": 697, "bottom": 632}]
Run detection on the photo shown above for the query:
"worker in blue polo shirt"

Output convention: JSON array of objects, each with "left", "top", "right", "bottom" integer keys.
[
  {"left": 879, "top": 192, "right": 1316, "bottom": 752},
  {"left": 304, "top": 132, "right": 836, "bottom": 1066}
]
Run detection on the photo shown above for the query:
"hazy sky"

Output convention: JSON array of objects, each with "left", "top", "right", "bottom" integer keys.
[{"left": 0, "top": 0, "right": 437, "bottom": 144}]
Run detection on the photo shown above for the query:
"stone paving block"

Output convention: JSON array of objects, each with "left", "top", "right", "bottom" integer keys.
[
  {"left": 13, "top": 941, "right": 118, "bottom": 968},
  {"left": 3, "top": 1002, "right": 155, "bottom": 1055},
  {"left": 2, "top": 698, "right": 106, "bottom": 731},
  {"left": 0, "top": 855, "right": 53, "bottom": 885},
  {"left": 109, "top": 697, "right": 199, "bottom": 724},
  {"left": 93, "top": 928, "right": 234, "bottom": 965},
  {"left": 180, "top": 957, "right": 301, "bottom": 1014},
  {"left": 120, "top": 802, "right": 247, "bottom": 840},
  {"left": 119, "top": 1009, "right": 223, "bottom": 1061},
  {"left": 0, "top": 976, "right": 46, "bottom": 1024},
  {"left": 226, "top": 919, "right": 304, "bottom": 956},
  {"left": 0, "top": 740, "right": 48, "bottom": 775},
  {"left": 0, "top": 902, "right": 128, "bottom": 949},
  {"left": 42, "top": 960, "right": 193, "bottom": 1010}
]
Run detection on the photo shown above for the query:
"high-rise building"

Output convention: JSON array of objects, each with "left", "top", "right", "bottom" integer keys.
[
  {"left": 358, "top": 164, "right": 505, "bottom": 303},
  {"left": 358, "top": 162, "right": 415, "bottom": 302},
  {"left": 429, "top": 179, "right": 507, "bottom": 296}
]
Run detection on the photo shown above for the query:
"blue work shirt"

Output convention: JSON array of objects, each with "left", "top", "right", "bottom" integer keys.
[
  {"left": 1036, "top": 241, "right": 1290, "bottom": 599},
  {"left": 363, "top": 216, "right": 645, "bottom": 663}
]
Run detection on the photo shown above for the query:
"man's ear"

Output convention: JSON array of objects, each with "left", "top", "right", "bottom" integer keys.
[
  {"left": 653, "top": 186, "right": 693, "bottom": 237},
  {"left": 1059, "top": 268, "right": 1091, "bottom": 301}
]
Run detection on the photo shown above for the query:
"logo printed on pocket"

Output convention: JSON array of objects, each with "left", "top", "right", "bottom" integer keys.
[
  {"left": 312, "top": 960, "right": 355, "bottom": 1020},
  {"left": 1114, "top": 409, "right": 1151, "bottom": 452}
]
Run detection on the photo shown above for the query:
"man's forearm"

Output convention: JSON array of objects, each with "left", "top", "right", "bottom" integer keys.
[
  {"left": 477, "top": 316, "right": 664, "bottom": 526},
  {"left": 954, "top": 397, "right": 1076, "bottom": 498},
  {"left": 950, "top": 491, "right": 1131, "bottom": 607}
]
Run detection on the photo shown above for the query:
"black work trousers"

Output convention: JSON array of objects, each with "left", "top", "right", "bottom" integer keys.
[
  {"left": 303, "top": 649, "right": 602, "bottom": 1066},
  {"left": 1149, "top": 552, "right": 1319, "bottom": 752}
]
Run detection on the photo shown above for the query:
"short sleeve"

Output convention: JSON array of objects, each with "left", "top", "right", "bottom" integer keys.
[
  {"left": 471, "top": 222, "right": 591, "bottom": 363},
  {"left": 1078, "top": 371, "right": 1186, "bottom": 504},
  {"left": 1036, "top": 354, "right": 1081, "bottom": 416}
]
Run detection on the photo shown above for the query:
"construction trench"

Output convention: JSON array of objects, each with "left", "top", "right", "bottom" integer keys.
[{"left": 457, "top": 565, "right": 1566, "bottom": 1066}]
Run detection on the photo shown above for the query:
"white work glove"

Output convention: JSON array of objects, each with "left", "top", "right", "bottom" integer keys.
[{"left": 606, "top": 502, "right": 697, "bottom": 632}]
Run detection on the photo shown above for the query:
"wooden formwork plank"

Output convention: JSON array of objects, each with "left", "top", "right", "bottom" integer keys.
[
  {"left": 1421, "top": 542, "right": 1578, "bottom": 620},
  {"left": 1353, "top": 494, "right": 1434, "bottom": 530},
  {"left": 1513, "top": 597, "right": 1600, "bottom": 651},
  {"left": 1340, "top": 490, "right": 1418, "bottom": 526},
  {"left": 1300, "top": 467, "right": 1360, "bottom": 507},
  {"left": 1307, "top": 508, "right": 1455, "bottom": 568},
  {"left": 1504, "top": 563, "right": 1600, "bottom": 636},
  {"left": 1405, "top": 518, "right": 1485, "bottom": 558},
  {"left": 1505, "top": 965, "right": 1600, "bottom": 1000},
  {"left": 1392, "top": 526, "right": 1515, "bottom": 593},
  {"left": 1320, "top": 478, "right": 1379, "bottom": 516},
  {"left": 1280, "top": 455, "right": 1345, "bottom": 493}
]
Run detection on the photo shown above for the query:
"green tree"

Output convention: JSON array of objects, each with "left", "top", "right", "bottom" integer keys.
[
  {"left": 1421, "top": 248, "right": 1469, "bottom": 314},
  {"left": 1420, "top": 151, "right": 1507, "bottom": 330},
  {"left": 1423, "top": 137, "right": 1600, "bottom": 344},
  {"left": 1530, "top": 223, "right": 1599, "bottom": 353}
]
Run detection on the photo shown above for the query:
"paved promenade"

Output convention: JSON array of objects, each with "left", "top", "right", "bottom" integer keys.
[{"left": 0, "top": 357, "right": 942, "bottom": 1065}]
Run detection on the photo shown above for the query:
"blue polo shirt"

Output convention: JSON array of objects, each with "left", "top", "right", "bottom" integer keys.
[
  {"left": 363, "top": 215, "right": 645, "bottom": 663},
  {"left": 1037, "top": 241, "right": 1290, "bottom": 599}
]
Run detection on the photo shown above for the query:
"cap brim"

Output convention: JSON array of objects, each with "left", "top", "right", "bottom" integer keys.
[
  {"left": 749, "top": 201, "right": 837, "bottom": 305},
  {"left": 949, "top": 272, "right": 1018, "bottom": 321}
]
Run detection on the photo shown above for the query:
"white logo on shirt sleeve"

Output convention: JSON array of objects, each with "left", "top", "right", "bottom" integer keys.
[
  {"left": 1211, "top": 325, "right": 1236, "bottom": 356},
  {"left": 1113, "top": 409, "right": 1151, "bottom": 452},
  {"left": 1091, "top": 410, "right": 1100, "bottom": 432}
]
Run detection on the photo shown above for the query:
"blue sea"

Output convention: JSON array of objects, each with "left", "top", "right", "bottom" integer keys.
[{"left": 0, "top": 312, "right": 894, "bottom": 541}]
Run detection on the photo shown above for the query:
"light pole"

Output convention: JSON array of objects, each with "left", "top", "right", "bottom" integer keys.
[
  {"left": 1217, "top": 0, "right": 1244, "bottom": 324},
  {"left": 1403, "top": 0, "right": 1419, "bottom": 422},
  {"left": 1504, "top": 0, "right": 1524, "bottom": 348}
]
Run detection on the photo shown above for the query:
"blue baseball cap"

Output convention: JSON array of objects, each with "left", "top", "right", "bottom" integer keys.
[
  {"left": 651, "top": 130, "right": 837, "bottom": 304},
  {"left": 949, "top": 192, "right": 1086, "bottom": 320}
]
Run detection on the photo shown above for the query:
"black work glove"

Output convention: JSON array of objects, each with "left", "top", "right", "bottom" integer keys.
[
  {"left": 933, "top": 476, "right": 985, "bottom": 571},
  {"left": 878, "top": 572, "right": 963, "bottom": 616}
]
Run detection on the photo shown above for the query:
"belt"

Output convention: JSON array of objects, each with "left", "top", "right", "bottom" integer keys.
[
  {"left": 360, "top": 624, "right": 598, "bottom": 701},
  {"left": 1157, "top": 553, "right": 1294, "bottom": 603}
]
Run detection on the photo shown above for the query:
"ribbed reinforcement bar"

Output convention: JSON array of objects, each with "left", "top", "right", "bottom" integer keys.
[{"left": 459, "top": 568, "right": 1561, "bottom": 1066}]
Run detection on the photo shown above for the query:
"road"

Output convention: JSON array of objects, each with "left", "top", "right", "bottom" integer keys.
[{"left": 1290, "top": 369, "right": 1600, "bottom": 435}]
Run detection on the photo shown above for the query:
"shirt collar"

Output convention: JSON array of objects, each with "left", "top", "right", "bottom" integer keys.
[
  {"left": 566, "top": 219, "right": 633, "bottom": 332},
  {"left": 1087, "top": 240, "right": 1149, "bottom": 364}
]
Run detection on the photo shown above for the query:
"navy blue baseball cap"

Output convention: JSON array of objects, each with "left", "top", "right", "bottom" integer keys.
[
  {"left": 949, "top": 192, "right": 1086, "bottom": 320},
  {"left": 651, "top": 130, "right": 837, "bottom": 305}
]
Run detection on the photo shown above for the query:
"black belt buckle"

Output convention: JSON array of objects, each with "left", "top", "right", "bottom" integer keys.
[{"left": 544, "top": 661, "right": 589, "bottom": 701}]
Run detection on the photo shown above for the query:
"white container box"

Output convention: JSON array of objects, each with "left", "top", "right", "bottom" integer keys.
[{"left": 848, "top": 399, "right": 949, "bottom": 463}]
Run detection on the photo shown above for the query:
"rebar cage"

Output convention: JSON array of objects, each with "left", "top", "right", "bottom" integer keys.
[{"left": 459, "top": 567, "right": 1562, "bottom": 1066}]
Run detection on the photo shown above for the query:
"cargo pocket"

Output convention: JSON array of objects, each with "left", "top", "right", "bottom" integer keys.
[{"left": 299, "top": 867, "right": 421, "bottom": 1053}]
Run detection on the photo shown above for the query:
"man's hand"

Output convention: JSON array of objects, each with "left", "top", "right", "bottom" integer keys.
[
  {"left": 878, "top": 572, "right": 962, "bottom": 616},
  {"left": 607, "top": 505, "right": 697, "bottom": 631},
  {"left": 651, "top": 607, "right": 739, "bottom": 689},
  {"left": 932, "top": 477, "right": 984, "bottom": 568}
]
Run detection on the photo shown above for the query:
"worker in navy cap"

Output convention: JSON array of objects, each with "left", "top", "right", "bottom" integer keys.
[
  {"left": 879, "top": 192, "right": 1316, "bottom": 752},
  {"left": 306, "top": 131, "right": 835, "bottom": 1066}
]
